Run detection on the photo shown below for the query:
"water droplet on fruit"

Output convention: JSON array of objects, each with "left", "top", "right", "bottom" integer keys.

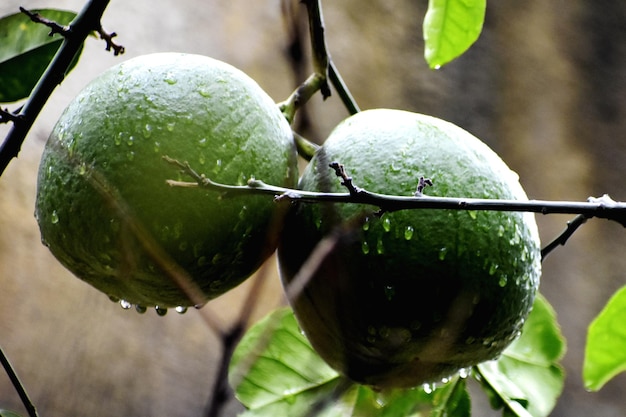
[
  {"left": 153, "top": 141, "right": 161, "bottom": 152},
  {"left": 497, "top": 225, "right": 505, "bottom": 237},
  {"left": 164, "top": 73, "right": 177, "bottom": 84},
  {"left": 135, "top": 305, "right": 147, "bottom": 314},
  {"left": 498, "top": 276, "right": 508, "bottom": 287},
  {"left": 50, "top": 210, "right": 59, "bottom": 224},
  {"left": 390, "top": 161, "right": 402, "bottom": 172},
  {"left": 198, "top": 87, "right": 211, "bottom": 98},
  {"left": 126, "top": 135, "right": 135, "bottom": 146},
  {"left": 143, "top": 124, "right": 153, "bottom": 138},
  {"left": 155, "top": 306, "right": 168, "bottom": 316},
  {"left": 465, "top": 336, "right": 476, "bottom": 345},
  {"left": 361, "top": 241, "right": 370, "bottom": 254},
  {"left": 127, "top": 151, "right": 135, "bottom": 161},
  {"left": 404, "top": 225, "right": 414, "bottom": 240},
  {"left": 114, "top": 132, "right": 123, "bottom": 146},
  {"left": 175, "top": 306, "right": 187, "bottom": 314},
  {"left": 438, "top": 247, "right": 447, "bottom": 260},
  {"left": 468, "top": 210, "right": 478, "bottom": 220},
  {"left": 213, "top": 159, "right": 222, "bottom": 173},
  {"left": 198, "top": 153, "right": 206, "bottom": 165},
  {"left": 198, "top": 138, "right": 208, "bottom": 148},
  {"left": 119, "top": 300, "right": 132, "bottom": 309},
  {"left": 440, "top": 376, "right": 450, "bottom": 384},
  {"left": 376, "top": 238, "right": 385, "bottom": 254},
  {"left": 488, "top": 263, "right": 499, "bottom": 275},
  {"left": 362, "top": 217, "right": 370, "bottom": 231},
  {"left": 166, "top": 122, "right": 175, "bottom": 131},
  {"left": 458, "top": 368, "right": 470, "bottom": 379},
  {"left": 422, "top": 383, "right": 435, "bottom": 394},
  {"left": 382, "top": 216, "right": 391, "bottom": 232},
  {"left": 384, "top": 285, "right": 395, "bottom": 301}
]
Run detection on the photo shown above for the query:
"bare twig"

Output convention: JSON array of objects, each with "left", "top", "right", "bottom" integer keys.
[
  {"left": 19, "top": 7, "right": 70, "bottom": 37},
  {"left": 0, "top": 107, "right": 24, "bottom": 124},
  {"left": 97, "top": 25, "right": 125, "bottom": 55},
  {"left": 0, "top": 0, "right": 119, "bottom": 177},
  {"left": 0, "top": 345, "right": 38, "bottom": 417},
  {"left": 541, "top": 214, "right": 588, "bottom": 260}
]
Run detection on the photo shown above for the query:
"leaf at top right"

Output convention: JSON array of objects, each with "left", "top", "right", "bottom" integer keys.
[
  {"left": 583, "top": 284, "right": 626, "bottom": 391},
  {"left": 423, "top": 0, "right": 486, "bottom": 69}
]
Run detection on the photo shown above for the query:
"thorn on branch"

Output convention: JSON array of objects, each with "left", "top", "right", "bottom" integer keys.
[
  {"left": 329, "top": 161, "right": 362, "bottom": 196},
  {"left": 415, "top": 177, "right": 433, "bottom": 196},
  {"left": 20, "top": 7, "right": 71, "bottom": 37},
  {"left": 97, "top": 26, "right": 125, "bottom": 56}
]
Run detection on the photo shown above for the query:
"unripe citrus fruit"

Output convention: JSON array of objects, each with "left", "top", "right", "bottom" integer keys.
[
  {"left": 36, "top": 53, "right": 297, "bottom": 310},
  {"left": 278, "top": 109, "right": 541, "bottom": 389}
]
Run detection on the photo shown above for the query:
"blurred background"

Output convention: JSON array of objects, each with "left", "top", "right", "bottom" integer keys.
[{"left": 0, "top": 0, "right": 625, "bottom": 415}]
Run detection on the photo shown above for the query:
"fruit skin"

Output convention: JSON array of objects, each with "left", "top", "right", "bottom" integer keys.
[
  {"left": 36, "top": 53, "right": 297, "bottom": 308},
  {"left": 278, "top": 109, "right": 541, "bottom": 389}
]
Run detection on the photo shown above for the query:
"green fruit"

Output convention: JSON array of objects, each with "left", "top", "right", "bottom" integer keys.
[
  {"left": 278, "top": 109, "right": 541, "bottom": 389},
  {"left": 36, "top": 53, "right": 297, "bottom": 309}
]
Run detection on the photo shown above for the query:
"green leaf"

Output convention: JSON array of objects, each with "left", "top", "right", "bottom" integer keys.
[
  {"left": 0, "top": 410, "right": 25, "bottom": 417},
  {"left": 476, "top": 294, "right": 565, "bottom": 417},
  {"left": 423, "top": 0, "right": 486, "bottom": 69},
  {"left": 230, "top": 308, "right": 472, "bottom": 417},
  {"left": 0, "top": 9, "right": 81, "bottom": 102},
  {"left": 583, "top": 284, "right": 626, "bottom": 391}
]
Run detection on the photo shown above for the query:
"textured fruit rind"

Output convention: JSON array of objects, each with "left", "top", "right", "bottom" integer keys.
[
  {"left": 278, "top": 109, "right": 541, "bottom": 388},
  {"left": 36, "top": 53, "right": 297, "bottom": 307}
]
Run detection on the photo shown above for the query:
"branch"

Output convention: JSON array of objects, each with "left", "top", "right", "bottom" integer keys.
[
  {"left": 97, "top": 25, "right": 125, "bottom": 55},
  {"left": 0, "top": 0, "right": 118, "bottom": 177},
  {"left": 0, "top": 345, "right": 38, "bottom": 417},
  {"left": 19, "top": 7, "right": 70, "bottom": 37},
  {"left": 163, "top": 157, "right": 626, "bottom": 228}
]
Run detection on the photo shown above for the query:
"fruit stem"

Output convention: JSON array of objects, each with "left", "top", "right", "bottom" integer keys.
[
  {"left": 0, "top": 345, "right": 39, "bottom": 417},
  {"left": 0, "top": 0, "right": 120, "bottom": 177}
]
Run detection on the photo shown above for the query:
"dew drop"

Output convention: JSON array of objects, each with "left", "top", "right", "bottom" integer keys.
[
  {"left": 126, "top": 135, "right": 135, "bottom": 146},
  {"left": 153, "top": 141, "right": 161, "bottom": 153},
  {"left": 404, "top": 225, "right": 414, "bottom": 240},
  {"left": 382, "top": 216, "right": 391, "bottom": 232},
  {"left": 164, "top": 73, "right": 177, "bottom": 84},
  {"left": 438, "top": 247, "right": 448, "bottom": 261},
  {"left": 498, "top": 276, "right": 508, "bottom": 287},
  {"left": 422, "top": 383, "right": 435, "bottom": 394},
  {"left": 458, "top": 368, "right": 470, "bottom": 379},
  {"left": 143, "top": 124, "right": 153, "bottom": 138},
  {"left": 119, "top": 300, "right": 132, "bottom": 310},
  {"left": 175, "top": 306, "right": 188, "bottom": 314},
  {"left": 497, "top": 225, "right": 505, "bottom": 237},
  {"left": 376, "top": 238, "right": 385, "bottom": 255},
  {"left": 135, "top": 305, "right": 147, "bottom": 314},
  {"left": 489, "top": 263, "right": 499, "bottom": 275},
  {"left": 362, "top": 217, "right": 370, "bottom": 231},
  {"left": 361, "top": 241, "right": 370, "bottom": 254},
  {"left": 384, "top": 285, "right": 395, "bottom": 301},
  {"left": 166, "top": 122, "right": 175, "bottom": 132},
  {"left": 198, "top": 87, "right": 211, "bottom": 98},
  {"left": 441, "top": 376, "right": 450, "bottom": 384},
  {"left": 127, "top": 151, "right": 135, "bottom": 161},
  {"left": 50, "top": 210, "right": 59, "bottom": 224},
  {"left": 198, "top": 138, "right": 208, "bottom": 148},
  {"left": 155, "top": 306, "right": 168, "bottom": 316},
  {"left": 468, "top": 210, "right": 478, "bottom": 220},
  {"left": 114, "top": 132, "right": 123, "bottom": 146}
]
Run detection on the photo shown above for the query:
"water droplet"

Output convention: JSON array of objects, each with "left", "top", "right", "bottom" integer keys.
[
  {"left": 198, "top": 87, "right": 211, "bottom": 98},
  {"left": 389, "top": 161, "right": 402, "bottom": 172},
  {"left": 468, "top": 210, "right": 478, "bottom": 220},
  {"left": 361, "top": 241, "right": 370, "bottom": 254},
  {"left": 50, "top": 210, "right": 59, "bottom": 224},
  {"left": 382, "top": 216, "right": 391, "bottom": 232},
  {"left": 166, "top": 122, "right": 175, "bottom": 131},
  {"left": 497, "top": 225, "right": 505, "bottom": 237},
  {"left": 376, "top": 238, "right": 385, "bottom": 254},
  {"left": 175, "top": 306, "right": 188, "bottom": 314},
  {"left": 153, "top": 141, "right": 161, "bottom": 152},
  {"left": 458, "top": 368, "right": 470, "bottom": 379},
  {"left": 198, "top": 138, "right": 208, "bottom": 148},
  {"left": 362, "top": 217, "right": 370, "bottom": 231},
  {"left": 78, "top": 162, "right": 87, "bottom": 176},
  {"left": 489, "top": 263, "right": 499, "bottom": 275},
  {"left": 135, "top": 305, "right": 147, "bottom": 314},
  {"left": 120, "top": 300, "right": 132, "bottom": 310},
  {"left": 114, "top": 132, "right": 123, "bottom": 146},
  {"left": 438, "top": 247, "right": 447, "bottom": 260},
  {"left": 143, "top": 124, "right": 153, "bottom": 138},
  {"left": 126, "top": 135, "right": 135, "bottom": 146},
  {"left": 422, "top": 383, "right": 435, "bottom": 394},
  {"left": 239, "top": 205, "right": 248, "bottom": 220},
  {"left": 164, "top": 73, "right": 177, "bottom": 84},
  {"left": 198, "top": 153, "right": 206, "bottom": 165},
  {"left": 441, "top": 376, "right": 450, "bottom": 384},
  {"left": 465, "top": 336, "right": 476, "bottom": 345},
  {"left": 197, "top": 256, "right": 207, "bottom": 267},
  {"left": 498, "top": 276, "right": 508, "bottom": 287},
  {"left": 404, "top": 225, "right": 414, "bottom": 240},
  {"left": 155, "top": 306, "right": 168, "bottom": 316},
  {"left": 127, "top": 151, "right": 135, "bottom": 161},
  {"left": 384, "top": 285, "right": 395, "bottom": 301},
  {"left": 315, "top": 218, "right": 322, "bottom": 230}
]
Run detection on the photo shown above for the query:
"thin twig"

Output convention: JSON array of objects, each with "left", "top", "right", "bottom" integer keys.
[
  {"left": 0, "top": 345, "right": 38, "bottom": 417},
  {"left": 97, "top": 25, "right": 125, "bottom": 55},
  {"left": 0, "top": 0, "right": 118, "bottom": 177},
  {"left": 19, "top": 7, "right": 70, "bottom": 37},
  {"left": 541, "top": 214, "right": 588, "bottom": 260},
  {"left": 0, "top": 107, "right": 24, "bottom": 124},
  {"left": 164, "top": 157, "right": 626, "bottom": 227}
]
